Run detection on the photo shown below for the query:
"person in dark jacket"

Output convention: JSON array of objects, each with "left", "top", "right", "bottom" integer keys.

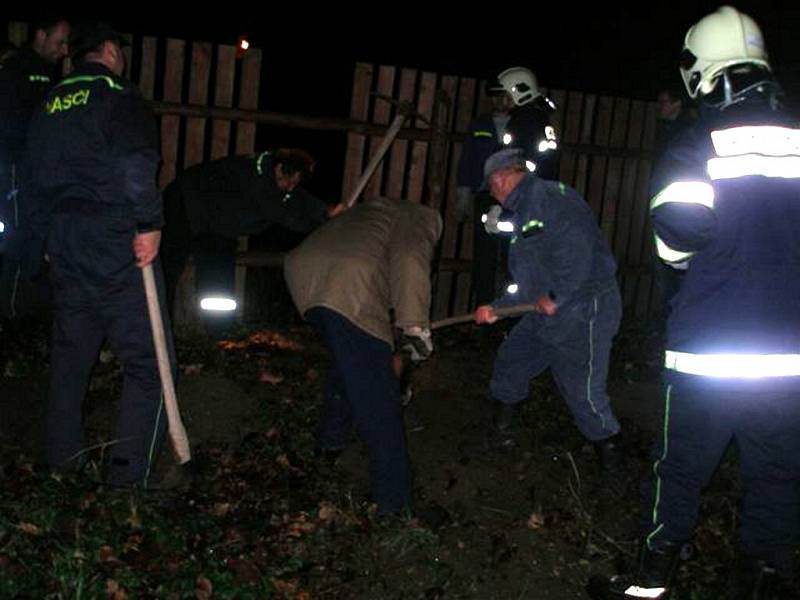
[
  {"left": 455, "top": 80, "right": 513, "bottom": 308},
  {"left": 0, "top": 18, "right": 70, "bottom": 317},
  {"left": 160, "top": 149, "right": 340, "bottom": 322},
  {"left": 24, "top": 21, "right": 174, "bottom": 488},
  {"left": 593, "top": 7, "right": 800, "bottom": 600},
  {"left": 472, "top": 148, "right": 623, "bottom": 471}
]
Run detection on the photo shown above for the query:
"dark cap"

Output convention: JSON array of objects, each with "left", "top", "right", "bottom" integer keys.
[
  {"left": 69, "top": 21, "right": 128, "bottom": 60},
  {"left": 483, "top": 148, "right": 526, "bottom": 180}
]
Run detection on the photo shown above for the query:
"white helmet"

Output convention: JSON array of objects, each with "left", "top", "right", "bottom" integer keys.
[
  {"left": 680, "top": 6, "right": 770, "bottom": 100},
  {"left": 497, "top": 67, "right": 540, "bottom": 106}
]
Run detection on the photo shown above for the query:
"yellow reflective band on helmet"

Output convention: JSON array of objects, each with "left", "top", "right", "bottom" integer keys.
[
  {"left": 473, "top": 130, "right": 494, "bottom": 138},
  {"left": 623, "top": 586, "right": 667, "bottom": 599},
  {"left": 707, "top": 154, "right": 800, "bottom": 180},
  {"left": 653, "top": 234, "right": 694, "bottom": 265},
  {"left": 665, "top": 350, "right": 800, "bottom": 378},
  {"left": 256, "top": 151, "right": 271, "bottom": 175},
  {"left": 650, "top": 181, "right": 715, "bottom": 211}
]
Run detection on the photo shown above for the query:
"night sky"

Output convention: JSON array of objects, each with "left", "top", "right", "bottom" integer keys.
[{"left": 6, "top": 3, "right": 800, "bottom": 200}]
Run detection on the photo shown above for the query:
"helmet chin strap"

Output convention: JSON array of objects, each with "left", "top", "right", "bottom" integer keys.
[{"left": 703, "top": 69, "right": 782, "bottom": 111}]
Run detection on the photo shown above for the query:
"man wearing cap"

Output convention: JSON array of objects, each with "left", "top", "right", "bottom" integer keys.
[
  {"left": 24, "top": 21, "right": 175, "bottom": 488},
  {"left": 472, "top": 148, "right": 624, "bottom": 473},
  {"left": 0, "top": 18, "right": 70, "bottom": 318}
]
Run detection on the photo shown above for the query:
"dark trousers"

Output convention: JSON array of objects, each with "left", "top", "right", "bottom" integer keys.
[
  {"left": 641, "top": 375, "right": 800, "bottom": 576},
  {"left": 471, "top": 192, "right": 509, "bottom": 307},
  {"left": 490, "top": 285, "right": 622, "bottom": 441},
  {"left": 46, "top": 213, "right": 176, "bottom": 486},
  {"left": 161, "top": 187, "right": 237, "bottom": 318},
  {"left": 306, "top": 307, "right": 412, "bottom": 515}
]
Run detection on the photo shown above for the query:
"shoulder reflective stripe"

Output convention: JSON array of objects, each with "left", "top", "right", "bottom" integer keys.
[
  {"left": 473, "top": 130, "right": 494, "bottom": 138},
  {"left": 665, "top": 350, "right": 800, "bottom": 378},
  {"left": 256, "top": 150, "right": 271, "bottom": 175},
  {"left": 56, "top": 75, "right": 123, "bottom": 91},
  {"left": 653, "top": 234, "right": 694, "bottom": 264},
  {"left": 707, "top": 154, "right": 800, "bottom": 180},
  {"left": 650, "top": 181, "right": 715, "bottom": 211},
  {"left": 28, "top": 74, "right": 50, "bottom": 82},
  {"left": 623, "top": 586, "right": 667, "bottom": 599},
  {"left": 711, "top": 126, "right": 800, "bottom": 157},
  {"left": 522, "top": 219, "right": 544, "bottom": 232}
]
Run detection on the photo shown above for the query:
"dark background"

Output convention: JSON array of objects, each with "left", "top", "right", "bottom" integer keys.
[{"left": 7, "top": 3, "right": 800, "bottom": 202}]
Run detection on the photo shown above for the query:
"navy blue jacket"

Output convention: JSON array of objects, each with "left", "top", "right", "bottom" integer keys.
[
  {"left": 25, "top": 61, "right": 162, "bottom": 237},
  {"left": 505, "top": 103, "right": 560, "bottom": 180},
  {"left": 650, "top": 99, "right": 800, "bottom": 362},
  {"left": 169, "top": 152, "right": 328, "bottom": 239},
  {"left": 492, "top": 175, "right": 617, "bottom": 310},
  {"left": 456, "top": 114, "right": 504, "bottom": 192},
  {"left": 0, "top": 47, "right": 59, "bottom": 164}
]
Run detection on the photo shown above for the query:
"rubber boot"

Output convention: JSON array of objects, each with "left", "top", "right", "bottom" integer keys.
[{"left": 586, "top": 541, "right": 681, "bottom": 599}]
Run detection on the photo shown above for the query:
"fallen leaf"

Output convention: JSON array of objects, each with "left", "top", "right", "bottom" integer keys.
[
  {"left": 106, "top": 579, "right": 129, "bottom": 600},
  {"left": 195, "top": 575, "right": 213, "bottom": 600},
  {"left": 212, "top": 502, "right": 231, "bottom": 517},
  {"left": 182, "top": 363, "right": 204, "bottom": 375},
  {"left": 16, "top": 522, "right": 40, "bottom": 536},
  {"left": 526, "top": 512, "right": 545, "bottom": 530},
  {"left": 98, "top": 545, "right": 118, "bottom": 563},
  {"left": 259, "top": 370, "right": 284, "bottom": 385},
  {"left": 318, "top": 501, "right": 338, "bottom": 522},
  {"left": 276, "top": 454, "right": 291, "bottom": 468}
]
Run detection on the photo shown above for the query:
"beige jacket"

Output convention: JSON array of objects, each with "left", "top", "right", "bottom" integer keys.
[{"left": 284, "top": 197, "right": 443, "bottom": 346}]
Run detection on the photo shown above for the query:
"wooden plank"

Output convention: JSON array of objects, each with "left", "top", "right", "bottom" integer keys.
[
  {"left": 210, "top": 45, "right": 236, "bottom": 160},
  {"left": 559, "top": 91, "right": 584, "bottom": 186},
  {"left": 386, "top": 68, "right": 417, "bottom": 199},
  {"left": 121, "top": 33, "right": 134, "bottom": 80},
  {"left": 138, "top": 36, "right": 157, "bottom": 100},
  {"left": 599, "top": 98, "right": 630, "bottom": 241},
  {"left": 447, "top": 77, "right": 477, "bottom": 317},
  {"left": 406, "top": 71, "right": 437, "bottom": 203},
  {"left": 233, "top": 46, "right": 262, "bottom": 309},
  {"left": 235, "top": 47, "right": 261, "bottom": 155},
  {"left": 184, "top": 41, "right": 212, "bottom": 168},
  {"left": 365, "top": 65, "right": 396, "bottom": 200},
  {"left": 573, "top": 94, "right": 596, "bottom": 197},
  {"left": 158, "top": 38, "right": 185, "bottom": 189},
  {"left": 549, "top": 88, "right": 567, "bottom": 140},
  {"left": 615, "top": 100, "right": 646, "bottom": 301},
  {"left": 341, "top": 63, "right": 373, "bottom": 203},
  {"left": 585, "top": 95, "right": 613, "bottom": 221},
  {"left": 433, "top": 75, "right": 475, "bottom": 319},
  {"left": 633, "top": 101, "right": 659, "bottom": 315}
]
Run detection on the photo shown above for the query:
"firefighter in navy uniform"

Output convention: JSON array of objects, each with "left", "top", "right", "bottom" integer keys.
[
  {"left": 24, "top": 22, "right": 175, "bottom": 488},
  {"left": 497, "top": 67, "right": 560, "bottom": 181},
  {"left": 0, "top": 18, "right": 70, "bottom": 317},
  {"left": 160, "top": 149, "right": 339, "bottom": 327},
  {"left": 589, "top": 7, "right": 800, "bottom": 600}
]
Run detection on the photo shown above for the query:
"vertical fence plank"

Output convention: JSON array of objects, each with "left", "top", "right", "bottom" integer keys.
[
  {"left": 386, "top": 68, "right": 417, "bottom": 200},
  {"left": 158, "top": 38, "right": 185, "bottom": 189},
  {"left": 406, "top": 71, "right": 437, "bottom": 203},
  {"left": 632, "top": 102, "right": 659, "bottom": 316},
  {"left": 599, "top": 98, "right": 630, "bottom": 241},
  {"left": 8, "top": 22, "right": 27, "bottom": 47},
  {"left": 341, "top": 63, "right": 373, "bottom": 203},
  {"left": 585, "top": 95, "right": 613, "bottom": 220},
  {"left": 138, "top": 36, "right": 157, "bottom": 100},
  {"left": 559, "top": 90, "right": 584, "bottom": 186},
  {"left": 364, "top": 65, "right": 396, "bottom": 200},
  {"left": 210, "top": 45, "right": 236, "bottom": 160},
  {"left": 184, "top": 42, "right": 212, "bottom": 168}
]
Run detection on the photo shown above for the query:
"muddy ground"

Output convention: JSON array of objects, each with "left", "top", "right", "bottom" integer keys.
[{"left": 0, "top": 313, "right": 748, "bottom": 598}]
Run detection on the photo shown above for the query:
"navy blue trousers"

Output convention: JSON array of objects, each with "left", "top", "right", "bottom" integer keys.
[
  {"left": 642, "top": 375, "right": 800, "bottom": 575},
  {"left": 306, "top": 307, "right": 412, "bottom": 515},
  {"left": 490, "top": 286, "right": 622, "bottom": 441},
  {"left": 46, "top": 213, "right": 175, "bottom": 486}
]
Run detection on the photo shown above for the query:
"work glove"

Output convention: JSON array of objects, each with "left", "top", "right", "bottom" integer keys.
[
  {"left": 400, "top": 326, "right": 433, "bottom": 362},
  {"left": 482, "top": 204, "right": 504, "bottom": 234},
  {"left": 455, "top": 186, "right": 473, "bottom": 223}
]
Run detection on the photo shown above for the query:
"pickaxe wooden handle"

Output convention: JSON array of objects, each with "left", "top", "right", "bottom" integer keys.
[
  {"left": 430, "top": 304, "right": 538, "bottom": 330},
  {"left": 344, "top": 99, "right": 417, "bottom": 209},
  {"left": 142, "top": 263, "right": 191, "bottom": 464}
]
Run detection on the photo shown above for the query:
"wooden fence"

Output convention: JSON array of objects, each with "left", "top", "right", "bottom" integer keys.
[
  {"left": 7, "top": 22, "right": 662, "bottom": 322},
  {"left": 342, "top": 63, "right": 661, "bottom": 320}
]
